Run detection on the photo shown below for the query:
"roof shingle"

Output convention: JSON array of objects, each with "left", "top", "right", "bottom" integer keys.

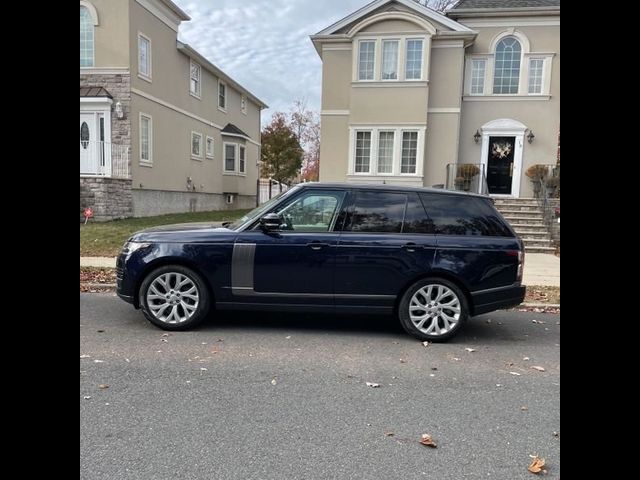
[{"left": 451, "top": 0, "right": 560, "bottom": 9}]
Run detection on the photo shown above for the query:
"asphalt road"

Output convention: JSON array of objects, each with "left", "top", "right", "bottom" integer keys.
[{"left": 80, "top": 293, "right": 560, "bottom": 480}]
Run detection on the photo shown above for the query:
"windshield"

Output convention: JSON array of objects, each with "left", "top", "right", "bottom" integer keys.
[{"left": 227, "top": 185, "right": 300, "bottom": 230}]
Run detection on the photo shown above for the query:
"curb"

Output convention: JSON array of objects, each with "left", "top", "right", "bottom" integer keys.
[
  {"left": 520, "top": 302, "right": 560, "bottom": 308},
  {"left": 81, "top": 283, "right": 116, "bottom": 290}
]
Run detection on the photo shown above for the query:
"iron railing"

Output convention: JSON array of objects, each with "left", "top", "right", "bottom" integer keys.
[
  {"left": 80, "top": 141, "right": 130, "bottom": 178},
  {"left": 256, "top": 178, "right": 290, "bottom": 206},
  {"left": 531, "top": 164, "right": 560, "bottom": 247},
  {"left": 445, "top": 163, "right": 488, "bottom": 194}
]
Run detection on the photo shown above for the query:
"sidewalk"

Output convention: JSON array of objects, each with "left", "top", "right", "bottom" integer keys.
[{"left": 81, "top": 252, "right": 559, "bottom": 287}]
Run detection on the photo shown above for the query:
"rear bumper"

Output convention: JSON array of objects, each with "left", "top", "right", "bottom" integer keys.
[{"left": 471, "top": 284, "right": 526, "bottom": 316}]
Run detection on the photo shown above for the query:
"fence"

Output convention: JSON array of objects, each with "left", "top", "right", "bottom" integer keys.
[{"left": 257, "top": 178, "right": 290, "bottom": 205}]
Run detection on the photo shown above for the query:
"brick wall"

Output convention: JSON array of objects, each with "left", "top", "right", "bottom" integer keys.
[{"left": 80, "top": 73, "right": 131, "bottom": 146}]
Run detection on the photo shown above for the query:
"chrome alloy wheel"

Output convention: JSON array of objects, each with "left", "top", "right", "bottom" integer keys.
[
  {"left": 146, "top": 272, "right": 199, "bottom": 324},
  {"left": 409, "top": 284, "right": 461, "bottom": 336}
]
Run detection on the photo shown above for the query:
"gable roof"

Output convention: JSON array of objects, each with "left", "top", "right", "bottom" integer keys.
[
  {"left": 221, "top": 123, "right": 251, "bottom": 139},
  {"left": 451, "top": 0, "right": 560, "bottom": 8},
  {"left": 315, "top": 0, "right": 474, "bottom": 35},
  {"left": 80, "top": 86, "right": 112, "bottom": 98}
]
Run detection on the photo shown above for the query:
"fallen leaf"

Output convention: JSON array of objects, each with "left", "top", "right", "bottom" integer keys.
[
  {"left": 285, "top": 336, "right": 291, "bottom": 339},
  {"left": 521, "top": 406, "right": 528, "bottom": 411},
  {"left": 531, "top": 366, "right": 546, "bottom": 372},
  {"left": 186, "top": 381, "right": 191, "bottom": 384},
  {"left": 509, "top": 372, "right": 521, "bottom": 376},
  {"left": 384, "top": 431, "right": 394, "bottom": 437},
  {"left": 532, "top": 319, "right": 538, "bottom": 324},
  {"left": 161, "top": 333, "right": 169, "bottom": 337},
  {"left": 93, "top": 360, "right": 104, "bottom": 363},
  {"left": 97, "top": 330, "right": 105, "bottom": 333},
  {"left": 553, "top": 431, "right": 559, "bottom": 437},
  {"left": 271, "top": 379, "right": 277, "bottom": 385},
  {"left": 105, "top": 403, "right": 110, "bottom": 406},
  {"left": 523, "top": 357, "right": 530, "bottom": 361},
  {"left": 496, "top": 384, "right": 503, "bottom": 387},
  {"left": 392, "top": 341, "right": 399, "bottom": 345},
  {"left": 83, "top": 396, "right": 92, "bottom": 400},
  {"left": 506, "top": 362, "right": 514, "bottom": 366},
  {"left": 486, "top": 319, "right": 492, "bottom": 324},
  {"left": 125, "top": 358, "right": 130, "bottom": 363},
  {"left": 453, "top": 357, "right": 460, "bottom": 361},
  {"left": 161, "top": 338, "right": 168, "bottom": 343},
  {"left": 80, "top": 355, "right": 91, "bottom": 359},
  {"left": 400, "top": 358, "right": 407, "bottom": 363},
  {"left": 422, "top": 341, "right": 430, "bottom": 347},
  {"left": 218, "top": 338, "right": 224, "bottom": 342},
  {"left": 156, "top": 350, "right": 162, "bottom": 353},
  {"left": 98, "top": 384, "right": 109, "bottom": 389},
  {"left": 201, "top": 342, "right": 207, "bottom": 345},
  {"left": 528, "top": 455, "right": 546, "bottom": 474},
  {"left": 200, "top": 367, "right": 207, "bottom": 371},
  {"left": 465, "top": 348, "right": 476, "bottom": 353},
  {"left": 419, "top": 434, "right": 437, "bottom": 448},
  {"left": 429, "top": 374, "right": 435, "bottom": 377},
  {"left": 366, "top": 382, "right": 380, "bottom": 388}
]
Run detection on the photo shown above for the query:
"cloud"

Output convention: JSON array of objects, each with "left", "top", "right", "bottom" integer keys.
[{"left": 173, "top": 0, "right": 367, "bottom": 123}]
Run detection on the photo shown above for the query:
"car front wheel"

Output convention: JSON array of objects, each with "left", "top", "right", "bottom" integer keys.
[
  {"left": 398, "top": 277, "right": 468, "bottom": 342},
  {"left": 139, "top": 265, "right": 210, "bottom": 330}
]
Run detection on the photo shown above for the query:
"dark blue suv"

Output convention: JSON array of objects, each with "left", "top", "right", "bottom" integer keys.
[{"left": 117, "top": 183, "right": 525, "bottom": 341}]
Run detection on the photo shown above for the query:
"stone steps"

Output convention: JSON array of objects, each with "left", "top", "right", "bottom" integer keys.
[{"left": 493, "top": 198, "right": 556, "bottom": 253}]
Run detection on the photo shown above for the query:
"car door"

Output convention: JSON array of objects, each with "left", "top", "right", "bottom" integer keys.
[
  {"left": 233, "top": 188, "right": 347, "bottom": 306},
  {"left": 334, "top": 190, "right": 438, "bottom": 312}
]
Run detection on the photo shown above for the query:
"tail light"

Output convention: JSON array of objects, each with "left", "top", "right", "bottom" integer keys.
[{"left": 517, "top": 249, "right": 524, "bottom": 282}]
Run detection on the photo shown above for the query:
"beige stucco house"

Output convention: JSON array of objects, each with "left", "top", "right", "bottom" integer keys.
[
  {"left": 311, "top": 0, "right": 559, "bottom": 198},
  {"left": 80, "top": 0, "right": 267, "bottom": 220}
]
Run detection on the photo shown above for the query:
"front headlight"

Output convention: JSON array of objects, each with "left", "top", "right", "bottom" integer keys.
[{"left": 122, "top": 241, "right": 151, "bottom": 255}]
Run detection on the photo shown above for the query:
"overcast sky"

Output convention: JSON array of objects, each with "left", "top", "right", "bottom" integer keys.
[{"left": 173, "top": 0, "right": 369, "bottom": 122}]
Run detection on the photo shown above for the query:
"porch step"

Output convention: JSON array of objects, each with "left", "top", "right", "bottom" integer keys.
[
  {"left": 497, "top": 209, "right": 544, "bottom": 218},
  {"left": 500, "top": 216, "right": 545, "bottom": 224},
  {"left": 493, "top": 198, "right": 538, "bottom": 206},
  {"left": 525, "top": 246, "right": 557, "bottom": 254},
  {"left": 513, "top": 230, "right": 551, "bottom": 238},
  {"left": 492, "top": 203, "right": 540, "bottom": 211},
  {"left": 493, "top": 198, "right": 557, "bottom": 253}
]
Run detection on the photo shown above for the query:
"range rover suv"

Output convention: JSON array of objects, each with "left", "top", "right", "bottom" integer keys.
[{"left": 116, "top": 183, "right": 525, "bottom": 341}]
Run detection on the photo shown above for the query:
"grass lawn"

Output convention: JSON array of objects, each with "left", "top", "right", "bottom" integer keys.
[{"left": 80, "top": 209, "right": 250, "bottom": 257}]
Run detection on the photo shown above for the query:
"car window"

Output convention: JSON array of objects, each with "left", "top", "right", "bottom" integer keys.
[
  {"left": 419, "top": 193, "right": 513, "bottom": 236},
  {"left": 403, "top": 193, "right": 434, "bottom": 234},
  {"left": 345, "top": 191, "right": 407, "bottom": 233},
  {"left": 271, "top": 190, "right": 346, "bottom": 232}
]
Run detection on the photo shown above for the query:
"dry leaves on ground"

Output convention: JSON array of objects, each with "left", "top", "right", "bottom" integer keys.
[
  {"left": 531, "top": 366, "right": 546, "bottom": 372},
  {"left": 465, "top": 348, "right": 476, "bottom": 353},
  {"left": 527, "top": 455, "right": 546, "bottom": 474},
  {"left": 419, "top": 434, "right": 437, "bottom": 448},
  {"left": 98, "top": 384, "right": 109, "bottom": 389},
  {"left": 365, "top": 382, "right": 380, "bottom": 388},
  {"left": 80, "top": 267, "right": 117, "bottom": 284}
]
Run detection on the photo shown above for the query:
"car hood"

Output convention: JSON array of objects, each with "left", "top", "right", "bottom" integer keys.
[{"left": 128, "top": 222, "right": 236, "bottom": 243}]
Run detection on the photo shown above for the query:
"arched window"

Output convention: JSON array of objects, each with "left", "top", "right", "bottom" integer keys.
[
  {"left": 493, "top": 37, "right": 521, "bottom": 94},
  {"left": 80, "top": 6, "right": 94, "bottom": 67}
]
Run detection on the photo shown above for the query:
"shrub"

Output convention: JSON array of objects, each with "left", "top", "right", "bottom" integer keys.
[
  {"left": 456, "top": 164, "right": 480, "bottom": 177},
  {"left": 525, "top": 164, "right": 549, "bottom": 180}
]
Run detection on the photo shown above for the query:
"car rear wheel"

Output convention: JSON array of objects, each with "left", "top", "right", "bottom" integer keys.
[
  {"left": 139, "top": 265, "right": 210, "bottom": 330},
  {"left": 398, "top": 277, "right": 468, "bottom": 342}
]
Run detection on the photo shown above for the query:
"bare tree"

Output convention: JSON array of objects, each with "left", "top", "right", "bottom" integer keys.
[
  {"left": 413, "top": 0, "right": 459, "bottom": 13},
  {"left": 287, "top": 99, "right": 321, "bottom": 182}
]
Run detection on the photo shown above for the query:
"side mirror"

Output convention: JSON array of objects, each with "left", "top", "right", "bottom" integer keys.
[{"left": 260, "top": 212, "right": 282, "bottom": 231}]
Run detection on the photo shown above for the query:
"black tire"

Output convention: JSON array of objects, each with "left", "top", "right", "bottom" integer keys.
[
  {"left": 139, "top": 264, "right": 211, "bottom": 330},
  {"left": 398, "top": 277, "right": 469, "bottom": 342}
]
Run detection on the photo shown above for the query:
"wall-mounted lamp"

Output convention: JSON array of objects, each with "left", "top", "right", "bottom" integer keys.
[
  {"left": 526, "top": 130, "right": 535, "bottom": 144},
  {"left": 473, "top": 130, "right": 481, "bottom": 143},
  {"left": 115, "top": 101, "right": 124, "bottom": 119}
]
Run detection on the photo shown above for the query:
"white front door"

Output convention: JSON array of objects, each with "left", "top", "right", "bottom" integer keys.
[{"left": 80, "top": 112, "right": 109, "bottom": 175}]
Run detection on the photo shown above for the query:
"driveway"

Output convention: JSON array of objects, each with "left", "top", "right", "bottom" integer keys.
[{"left": 80, "top": 294, "right": 559, "bottom": 479}]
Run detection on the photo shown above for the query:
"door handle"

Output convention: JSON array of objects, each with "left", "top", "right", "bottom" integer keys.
[
  {"left": 307, "top": 242, "right": 330, "bottom": 251},
  {"left": 401, "top": 242, "right": 422, "bottom": 253}
]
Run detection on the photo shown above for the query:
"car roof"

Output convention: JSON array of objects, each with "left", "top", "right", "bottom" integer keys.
[{"left": 296, "top": 182, "right": 489, "bottom": 199}]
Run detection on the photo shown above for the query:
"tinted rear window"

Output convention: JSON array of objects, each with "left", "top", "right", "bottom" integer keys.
[
  {"left": 419, "top": 193, "right": 513, "bottom": 237},
  {"left": 346, "top": 191, "right": 407, "bottom": 233}
]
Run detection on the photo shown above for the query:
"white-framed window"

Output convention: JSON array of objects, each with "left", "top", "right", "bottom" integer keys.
[
  {"left": 241, "top": 95, "right": 247, "bottom": 114},
  {"left": 401, "top": 131, "right": 418, "bottom": 174},
  {"left": 218, "top": 80, "right": 227, "bottom": 111},
  {"left": 381, "top": 40, "right": 399, "bottom": 80},
  {"left": 190, "top": 61, "right": 201, "bottom": 98},
  {"left": 349, "top": 126, "right": 425, "bottom": 177},
  {"left": 80, "top": 6, "right": 94, "bottom": 67},
  {"left": 206, "top": 136, "right": 214, "bottom": 159},
  {"left": 358, "top": 40, "right": 376, "bottom": 81},
  {"left": 377, "top": 131, "right": 394, "bottom": 174},
  {"left": 139, "top": 113, "right": 152, "bottom": 164},
  {"left": 493, "top": 37, "right": 521, "bottom": 94},
  {"left": 354, "top": 131, "right": 372, "bottom": 173},
  {"left": 239, "top": 145, "right": 246, "bottom": 173},
  {"left": 405, "top": 39, "right": 423, "bottom": 80},
  {"left": 138, "top": 33, "right": 152, "bottom": 81},
  {"left": 528, "top": 58, "right": 544, "bottom": 94},
  {"left": 226, "top": 194, "right": 235, "bottom": 205},
  {"left": 191, "top": 131, "right": 203, "bottom": 159},
  {"left": 470, "top": 59, "right": 486, "bottom": 95},
  {"left": 224, "top": 143, "right": 236, "bottom": 172}
]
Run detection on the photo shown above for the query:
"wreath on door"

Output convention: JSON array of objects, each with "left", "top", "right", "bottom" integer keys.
[{"left": 491, "top": 141, "right": 512, "bottom": 159}]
